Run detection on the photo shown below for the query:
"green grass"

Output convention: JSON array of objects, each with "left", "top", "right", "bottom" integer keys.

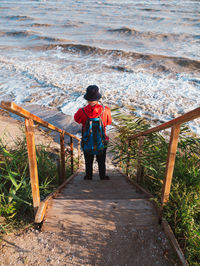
[
  {"left": 111, "top": 107, "right": 200, "bottom": 265},
  {"left": 0, "top": 136, "right": 75, "bottom": 236}
]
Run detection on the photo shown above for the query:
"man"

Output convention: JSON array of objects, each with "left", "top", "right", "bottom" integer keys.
[{"left": 74, "top": 85, "right": 112, "bottom": 180}]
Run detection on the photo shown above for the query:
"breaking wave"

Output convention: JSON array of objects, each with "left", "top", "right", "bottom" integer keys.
[
  {"left": 4, "top": 15, "right": 33, "bottom": 21},
  {"left": 108, "top": 27, "right": 199, "bottom": 41},
  {"left": 31, "top": 43, "right": 200, "bottom": 72},
  {"left": 0, "top": 30, "right": 69, "bottom": 42}
]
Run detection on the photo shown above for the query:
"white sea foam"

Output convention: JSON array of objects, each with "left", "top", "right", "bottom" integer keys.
[
  {"left": 1, "top": 0, "right": 200, "bottom": 136},
  {"left": 61, "top": 95, "right": 87, "bottom": 116},
  {"left": 0, "top": 50, "right": 199, "bottom": 134}
]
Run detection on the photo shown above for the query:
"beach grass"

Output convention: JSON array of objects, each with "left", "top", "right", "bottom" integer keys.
[
  {"left": 0, "top": 135, "right": 74, "bottom": 236},
  {"left": 111, "top": 107, "right": 200, "bottom": 265}
]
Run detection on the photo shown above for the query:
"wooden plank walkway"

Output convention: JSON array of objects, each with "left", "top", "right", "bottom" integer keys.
[{"left": 42, "top": 168, "right": 179, "bottom": 265}]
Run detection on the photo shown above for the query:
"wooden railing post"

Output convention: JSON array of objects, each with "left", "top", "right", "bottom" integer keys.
[
  {"left": 25, "top": 118, "right": 40, "bottom": 214},
  {"left": 120, "top": 148, "right": 123, "bottom": 170},
  {"left": 126, "top": 139, "right": 131, "bottom": 176},
  {"left": 70, "top": 136, "right": 74, "bottom": 174},
  {"left": 60, "top": 131, "right": 65, "bottom": 183},
  {"left": 161, "top": 125, "right": 181, "bottom": 205},
  {"left": 78, "top": 140, "right": 81, "bottom": 168},
  {"left": 136, "top": 136, "right": 144, "bottom": 184}
]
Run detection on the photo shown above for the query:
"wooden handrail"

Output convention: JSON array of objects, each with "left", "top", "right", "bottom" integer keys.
[
  {"left": 129, "top": 107, "right": 200, "bottom": 140},
  {"left": 0, "top": 101, "right": 81, "bottom": 216},
  {"left": 123, "top": 106, "right": 200, "bottom": 206},
  {"left": 0, "top": 101, "right": 81, "bottom": 141}
]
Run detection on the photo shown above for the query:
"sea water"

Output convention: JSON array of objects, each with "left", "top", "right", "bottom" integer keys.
[{"left": 0, "top": 0, "right": 199, "bottom": 134}]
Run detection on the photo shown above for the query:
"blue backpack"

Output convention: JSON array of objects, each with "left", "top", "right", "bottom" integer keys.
[{"left": 81, "top": 106, "right": 106, "bottom": 154}]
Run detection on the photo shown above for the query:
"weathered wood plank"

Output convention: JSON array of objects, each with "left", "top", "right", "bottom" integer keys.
[
  {"left": 35, "top": 170, "right": 79, "bottom": 223},
  {"left": 117, "top": 168, "right": 153, "bottom": 198},
  {"left": 42, "top": 169, "right": 183, "bottom": 265},
  {"left": 34, "top": 201, "right": 48, "bottom": 224},
  {"left": 162, "top": 220, "right": 188, "bottom": 266}
]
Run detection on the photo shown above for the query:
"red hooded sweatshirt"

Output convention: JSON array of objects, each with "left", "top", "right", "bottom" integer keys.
[{"left": 74, "top": 103, "right": 112, "bottom": 140}]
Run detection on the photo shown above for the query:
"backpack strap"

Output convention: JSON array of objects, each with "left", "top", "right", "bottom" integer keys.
[
  {"left": 97, "top": 106, "right": 106, "bottom": 143},
  {"left": 82, "top": 107, "right": 88, "bottom": 118},
  {"left": 99, "top": 105, "right": 104, "bottom": 118},
  {"left": 81, "top": 108, "right": 92, "bottom": 146}
]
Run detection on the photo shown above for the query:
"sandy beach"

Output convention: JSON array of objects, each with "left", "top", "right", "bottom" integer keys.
[
  {"left": 0, "top": 103, "right": 82, "bottom": 148},
  {"left": 0, "top": 110, "right": 58, "bottom": 150}
]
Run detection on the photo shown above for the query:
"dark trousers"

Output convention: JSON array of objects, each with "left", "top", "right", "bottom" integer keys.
[{"left": 84, "top": 149, "right": 107, "bottom": 179}]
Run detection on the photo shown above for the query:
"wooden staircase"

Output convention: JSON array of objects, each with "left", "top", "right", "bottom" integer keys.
[
  {"left": 1, "top": 101, "right": 195, "bottom": 265},
  {"left": 42, "top": 168, "right": 178, "bottom": 265}
]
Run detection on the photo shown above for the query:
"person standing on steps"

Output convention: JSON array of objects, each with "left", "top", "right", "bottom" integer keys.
[{"left": 74, "top": 85, "right": 112, "bottom": 180}]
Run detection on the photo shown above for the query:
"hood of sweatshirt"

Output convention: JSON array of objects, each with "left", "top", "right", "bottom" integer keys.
[{"left": 83, "top": 104, "right": 104, "bottom": 118}]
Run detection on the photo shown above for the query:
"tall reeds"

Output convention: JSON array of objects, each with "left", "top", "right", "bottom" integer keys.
[
  {"left": 0, "top": 136, "right": 62, "bottom": 234},
  {"left": 111, "top": 107, "right": 200, "bottom": 265}
]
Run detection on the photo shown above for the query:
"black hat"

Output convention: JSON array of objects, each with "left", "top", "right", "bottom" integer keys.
[{"left": 84, "top": 85, "right": 102, "bottom": 101}]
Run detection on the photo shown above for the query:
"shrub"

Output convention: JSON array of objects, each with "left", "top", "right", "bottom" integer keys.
[
  {"left": 111, "top": 108, "right": 200, "bottom": 265},
  {"left": 0, "top": 137, "right": 60, "bottom": 234}
]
